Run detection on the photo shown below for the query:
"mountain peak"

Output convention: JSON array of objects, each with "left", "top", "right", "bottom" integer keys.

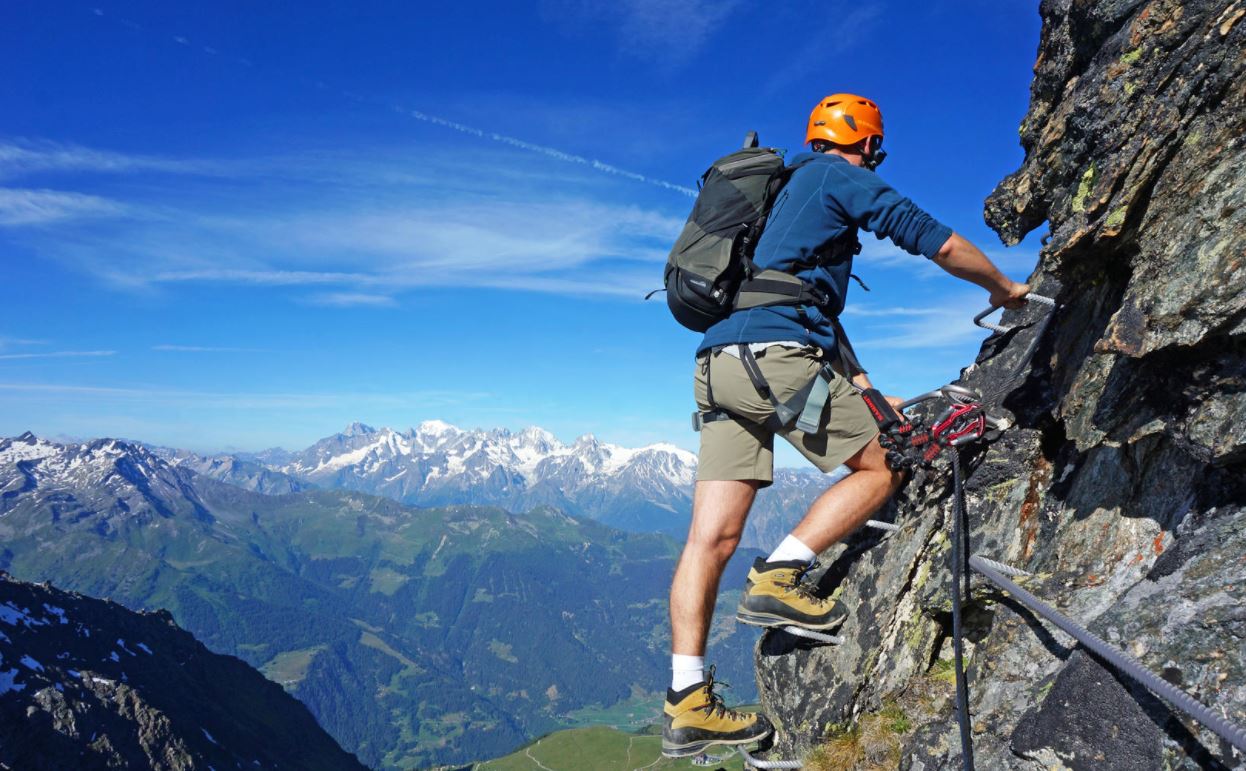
[
  {"left": 15, "top": 430, "right": 37, "bottom": 443},
  {"left": 342, "top": 421, "right": 376, "bottom": 437},
  {"left": 415, "top": 419, "right": 460, "bottom": 436},
  {"left": 638, "top": 442, "right": 698, "bottom": 464},
  {"left": 517, "top": 426, "right": 558, "bottom": 444}
]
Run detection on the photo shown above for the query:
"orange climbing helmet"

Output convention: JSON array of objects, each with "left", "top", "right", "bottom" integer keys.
[
  {"left": 806, "top": 93, "right": 884, "bottom": 146},
  {"left": 806, "top": 93, "right": 886, "bottom": 168}
]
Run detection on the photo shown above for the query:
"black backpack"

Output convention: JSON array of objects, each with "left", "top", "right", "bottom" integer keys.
[{"left": 660, "top": 132, "right": 838, "bottom": 332}]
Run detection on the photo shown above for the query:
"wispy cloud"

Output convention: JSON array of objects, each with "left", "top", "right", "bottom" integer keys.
[
  {"left": 0, "top": 350, "right": 116, "bottom": 361},
  {"left": 761, "top": 4, "right": 884, "bottom": 96},
  {"left": 1, "top": 132, "right": 690, "bottom": 306},
  {"left": 847, "top": 294, "right": 986, "bottom": 351},
  {"left": 29, "top": 174, "right": 682, "bottom": 301},
  {"left": 546, "top": 0, "right": 742, "bottom": 68},
  {"left": 306, "top": 292, "right": 398, "bottom": 308},
  {"left": 854, "top": 238, "right": 946, "bottom": 278},
  {"left": 0, "top": 188, "right": 128, "bottom": 226},
  {"left": 0, "top": 336, "right": 49, "bottom": 351},
  {"left": 614, "top": 0, "right": 741, "bottom": 65},
  {"left": 153, "top": 268, "right": 373, "bottom": 286},
  {"left": 0, "top": 139, "right": 220, "bottom": 180},
  {"left": 152, "top": 344, "right": 267, "bottom": 353}
]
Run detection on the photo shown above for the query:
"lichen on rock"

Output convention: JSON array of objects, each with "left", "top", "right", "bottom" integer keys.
[{"left": 753, "top": 1, "right": 1246, "bottom": 769}]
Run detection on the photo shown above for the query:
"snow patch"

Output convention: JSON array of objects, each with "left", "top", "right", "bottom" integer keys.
[
  {"left": 201, "top": 727, "right": 218, "bottom": 745},
  {"left": 309, "top": 438, "right": 384, "bottom": 474},
  {"left": 0, "top": 602, "right": 47, "bottom": 628},
  {"left": 137, "top": 642, "right": 153, "bottom": 655},
  {"left": 0, "top": 436, "right": 60, "bottom": 464},
  {"left": 42, "top": 604, "right": 68, "bottom": 624},
  {"left": 0, "top": 668, "right": 24, "bottom": 695},
  {"left": 19, "top": 654, "right": 44, "bottom": 672}
]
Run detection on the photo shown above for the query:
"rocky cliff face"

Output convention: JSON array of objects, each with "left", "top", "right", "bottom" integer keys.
[
  {"left": 0, "top": 573, "right": 366, "bottom": 770},
  {"left": 755, "top": 1, "right": 1246, "bottom": 769}
]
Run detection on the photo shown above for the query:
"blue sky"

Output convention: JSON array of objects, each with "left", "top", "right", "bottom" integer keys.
[{"left": 1, "top": 1, "right": 1043, "bottom": 463}]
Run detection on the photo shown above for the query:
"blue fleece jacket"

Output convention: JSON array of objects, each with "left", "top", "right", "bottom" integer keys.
[{"left": 697, "top": 152, "right": 952, "bottom": 356}]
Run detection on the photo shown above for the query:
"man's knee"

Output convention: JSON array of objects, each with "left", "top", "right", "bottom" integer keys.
[
  {"left": 684, "top": 479, "right": 756, "bottom": 563},
  {"left": 685, "top": 525, "right": 742, "bottom": 565},
  {"left": 845, "top": 436, "right": 904, "bottom": 487}
]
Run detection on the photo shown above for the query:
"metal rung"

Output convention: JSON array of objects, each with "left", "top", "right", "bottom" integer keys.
[
  {"left": 779, "top": 626, "right": 843, "bottom": 645},
  {"left": 973, "top": 293, "right": 1057, "bottom": 334},
  {"left": 737, "top": 745, "right": 803, "bottom": 769}
]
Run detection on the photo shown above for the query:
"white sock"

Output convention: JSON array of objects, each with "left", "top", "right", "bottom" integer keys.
[
  {"left": 670, "top": 654, "right": 705, "bottom": 691},
  {"left": 767, "top": 534, "right": 816, "bottom": 564}
]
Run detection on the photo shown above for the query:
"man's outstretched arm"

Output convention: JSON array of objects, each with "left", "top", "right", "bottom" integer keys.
[{"left": 932, "top": 232, "right": 1031, "bottom": 308}]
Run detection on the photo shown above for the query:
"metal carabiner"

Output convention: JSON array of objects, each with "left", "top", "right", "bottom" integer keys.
[{"left": 898, "top": 383, "right": 983, "bottom": 412}]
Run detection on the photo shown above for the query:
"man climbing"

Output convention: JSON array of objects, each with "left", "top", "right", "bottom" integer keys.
[{"left": 661, "top": 94, "right": 1031, "bottom": 758}]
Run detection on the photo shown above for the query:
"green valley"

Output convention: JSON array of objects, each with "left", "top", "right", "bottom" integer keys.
[{"left": 0, "top": 435, "right": 762, "bottom": 768}]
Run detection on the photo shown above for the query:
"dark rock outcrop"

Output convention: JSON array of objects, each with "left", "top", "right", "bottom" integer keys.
[
  {"left": 755, "top": 1, "right": 1245, "bottom": 769},
  {"left": 0, "top": 573, "right": 366, "bottom": 770}
]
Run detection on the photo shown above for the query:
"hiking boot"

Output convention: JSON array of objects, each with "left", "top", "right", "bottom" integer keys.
[
  {"left": 661, "top": 666, "right": 773, "bottom": 758},
  {"left": 736, "top": 557, "right": 848, "bottom": 630}
]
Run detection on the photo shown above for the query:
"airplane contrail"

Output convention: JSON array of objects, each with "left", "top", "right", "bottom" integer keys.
[
  {"left": 88, "top": 7, "right": 698, "bottom": 198},
  {"left": 397, "top": 108, "right": 697, "bottom": 197}
]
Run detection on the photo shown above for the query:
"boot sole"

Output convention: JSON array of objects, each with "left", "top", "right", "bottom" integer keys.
[
  {"left": 660, "top": 730, "right": 773, "bottom": 758},
  {"left": 735, "top": 608, "right": 845, "bottom": 630}
]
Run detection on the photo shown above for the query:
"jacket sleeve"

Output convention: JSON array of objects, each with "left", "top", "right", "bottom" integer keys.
[{"left": 822, "top": 164, "right": 952, "bottom": 259}]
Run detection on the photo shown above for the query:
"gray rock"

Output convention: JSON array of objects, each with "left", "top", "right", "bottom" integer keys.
[{"left": 753, "top": 1, "right": 1246, "bottom": 768}]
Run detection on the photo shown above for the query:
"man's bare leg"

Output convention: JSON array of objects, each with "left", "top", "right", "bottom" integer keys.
[
  {"left": 790, "top": 436, "right": 904, "bottom": 554},
  {"left": 663, "top": 479, "right": 773, "bottom": 755},
  {"left": 670, "top": 479, "right": 758, "bottom": 655}
]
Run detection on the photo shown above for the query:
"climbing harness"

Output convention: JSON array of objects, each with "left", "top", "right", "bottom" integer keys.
[
  {"left": 692, "top": 316, "right": 867, "bottom": 436},
  {"left": 732, "top": 293, "right": 1246, "bottom": 769}
]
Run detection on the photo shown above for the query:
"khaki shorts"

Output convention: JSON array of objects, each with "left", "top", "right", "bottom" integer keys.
[{"left": 694, "top": 345, "right": 879, "bottom": 487}]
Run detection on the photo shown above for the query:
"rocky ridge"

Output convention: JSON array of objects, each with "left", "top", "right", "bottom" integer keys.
[
  {"left": 0, "top": 572, "right": 365, "bottom": 770},
  {"left": 755, "top": 1, "right": 1246, "bottom": 769}
]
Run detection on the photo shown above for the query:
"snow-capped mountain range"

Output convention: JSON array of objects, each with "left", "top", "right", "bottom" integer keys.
[
  {"left": 0, "top": 431, "right": 211, "bottom": 532},
  {"left": 265, "top": 420, "right": 699, "bottom": 533},
  {"left": 4, "top": 422, "right": 834, "bottom": 545}
]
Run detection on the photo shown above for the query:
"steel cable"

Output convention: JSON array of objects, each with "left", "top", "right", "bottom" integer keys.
[
  {"left": 970, "top": 555, "right": 1246, "bottom": 756},
  {"left": 950, "top": 452, "right": 976, "bottom": 771}
]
